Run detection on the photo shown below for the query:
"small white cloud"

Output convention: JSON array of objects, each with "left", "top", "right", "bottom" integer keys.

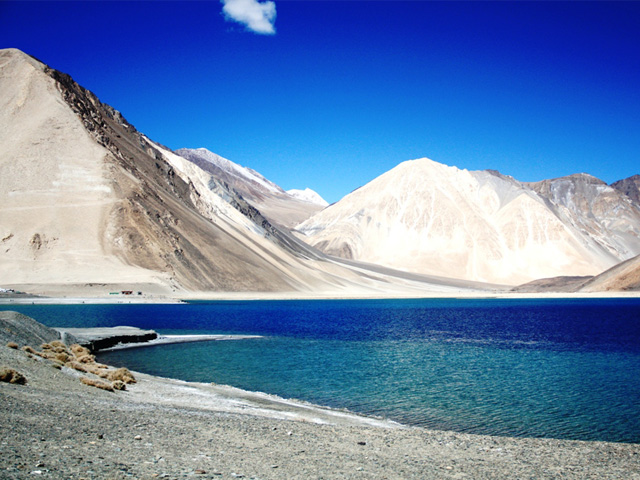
[{"left": 222, "top": 0, "right": 277, "bottom": 35}]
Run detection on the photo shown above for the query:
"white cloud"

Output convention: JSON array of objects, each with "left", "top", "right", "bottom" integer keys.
[{"left": 221, "top": 0, "right": 277, "bottom": 35}]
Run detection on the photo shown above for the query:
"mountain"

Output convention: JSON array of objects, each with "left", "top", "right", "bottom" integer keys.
[
  {"left": 175, "top": 148, "right": 325, "bottom": 229},
  {"left": 513, "top": 254, "right": 640, "bottom": 293},
  {"left": 286, "top": 188, "right": 329, "bottom": 207},
  {"left": 295, "top": 158, "right": 639, "bottom": 285},
  {"left": 579, "top": 254, "right": 640, "bottom": 292},
  {"left": 0, "top": 48, "right": 301, "bottom": 294},
  {"left": 612, "top": 174, "right": 640, "bottom": 207},
  {"left": 527, "top": 174, "right": 640, "bottom": 262},
  {"left": 0, "top": 48, "right": 487, "bottom": 298}
]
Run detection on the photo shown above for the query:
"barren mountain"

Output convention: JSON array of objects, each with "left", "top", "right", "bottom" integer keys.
[
  {"left": 175, "top": 148, "right": 325, "bottom": 230},
  {"left": 295, "top": 158, "right": 635, "bottom": 285},
  {"left": 528, "top": 174, "right": 640, "bottom": 262},
  {"left": 286, "top": 188, "right": 329, "bottom": 207},
  {"left": 513, "top": 253, "right": 640, "bottom": 294},
  {"left": 579, "top": 254, "right": 640, "bottom": 292},
  {"left": 0, "top": 48, "right": 301, "bottom": 294},
  {"left": 0, "top": 48, "right": 486, "bottom": 298},
  {"left": 612, "top": 174, "right": 640, "bottom": 207}
]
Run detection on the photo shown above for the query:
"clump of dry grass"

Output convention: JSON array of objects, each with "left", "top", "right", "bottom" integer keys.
[
  {"left": 80, "top": 376, "right": 114, "bottom": 392},
  {"left": 107, "top": 367, "right": 136, "bottom": 384},
  {"left": 71, "top": 344, "right": 91, "bottom": 356},
  {"left": 6, "top": 342, "right": 19, "bottom": 349},
  {"left": 86, "top": 365, "right": 110, "bottom": 379},
  {"left": 77, "top": 354, "right": 96, "bottom": 364},
  {"left": 0, "top": 366, "right": 27, "bottom": 385},
  {"left": 112, "top": 380, "right": 127, "bottom": 391},
  {"left": 67, "top": 360, "right": 89, "bottom": 373},
  {"left": 16, "top": 341, "right": 136, "bottom": 393},
  {"left": 55, "top": 352, "right": 70, "bottom": 364}
]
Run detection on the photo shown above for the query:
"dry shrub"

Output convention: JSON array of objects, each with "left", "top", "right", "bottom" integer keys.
[
  {"left": 112, "top": 380, "right": 127, "bottom": 391},
  {"left": 41, "top": 343, "right": 52, "bottom": 350},
  {"left": 21, "top": 346, "right": 37, "bottom": 354},
  {"left": 53, "top": 346, "right": 67, "bottom": 354},
  {"left": 0, "top": 367, "right": 27, "bottom": 385},
  {"left": 55, "top": 352, "right": 70, "bottom": 364},
  {"left": 6, "top": 342, "right": 18, "bottom": 350},
  {"left": 76, "top": 354, "right": 96, "bottom": 364},
  {"left": 50, "top": 340, "right": 65, "bottom": 348},
  {"left": 71, "top": 344, "right": 91, "bottom": 357},
  {"left": 107, "top": 367, "right": 136, "bottom": 384},
  {"left": 87, "top": 366, "right": 110, "bottom": 379},
  {"left": 66, "top": 361, "right": 89, "bottom": 373},
  {"left": 80, "top": 376, "right": 114, "bottom": 392}
]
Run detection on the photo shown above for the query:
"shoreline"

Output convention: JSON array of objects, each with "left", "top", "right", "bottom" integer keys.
[
  {"left": 1, "top": 341, "right": 639, "bottom": 479},
  {"left": 1, "top": 312, "right": 639, "bottom": 478},
  {"left": 1, "top": 290, "right": 639, "bottom": 305}
]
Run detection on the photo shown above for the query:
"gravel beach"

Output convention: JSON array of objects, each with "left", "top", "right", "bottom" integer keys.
[{"left": 1, "top": 313, "right": 639, "bottom": 479}]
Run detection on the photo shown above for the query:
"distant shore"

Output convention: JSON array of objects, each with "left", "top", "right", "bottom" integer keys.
[{"left": 1, "top": 290, "right": 639, "bottom": 306}]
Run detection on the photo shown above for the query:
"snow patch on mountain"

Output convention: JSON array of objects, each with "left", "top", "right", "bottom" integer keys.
[
  {"left": 286, "top": 188, "right": 329, "bottom": 207},
  {"left": 176, "top": 148, "right": 283, "bottom": 195}
]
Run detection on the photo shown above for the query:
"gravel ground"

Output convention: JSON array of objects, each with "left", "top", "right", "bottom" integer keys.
[{"left": 1, "top": 336, "right": 639, "bottom": 479}]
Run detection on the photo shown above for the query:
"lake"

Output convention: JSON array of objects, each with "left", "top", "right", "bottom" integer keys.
[{"left": 2, "top": 298, "right": 639, "bottom": 443}]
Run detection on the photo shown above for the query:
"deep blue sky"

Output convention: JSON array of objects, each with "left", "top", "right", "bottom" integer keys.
[{"left": 1, "top": 1, "right": 639, "bottom": 203}]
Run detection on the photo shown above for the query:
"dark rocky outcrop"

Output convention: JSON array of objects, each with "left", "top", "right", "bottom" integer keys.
[{"left": 612, "top": 174, "right": 640, "bottom": 207}]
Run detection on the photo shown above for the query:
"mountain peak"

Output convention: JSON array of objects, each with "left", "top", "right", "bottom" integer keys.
[{"left": 286, "top": 188, "right": 329, "bottom": 207}]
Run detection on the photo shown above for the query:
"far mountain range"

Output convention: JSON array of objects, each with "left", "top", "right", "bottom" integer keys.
[{"left": 1, "top": 48, "right": 638, "bottom": 297}]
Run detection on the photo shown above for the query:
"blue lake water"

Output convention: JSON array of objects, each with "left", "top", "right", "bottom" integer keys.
[{"left": 2, "top": 298, "right": 640, "bottom": 443}]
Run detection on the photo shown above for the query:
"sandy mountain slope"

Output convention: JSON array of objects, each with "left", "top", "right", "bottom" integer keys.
[
  {"left": 0, "top": 48, "right": 336, "bottom": 294},
  {"left": 578, "top": 254, "right": 640, "bottom": 292},
  {"left": 175, "top": 148, "right": 325, "bottom": 230},
  {"left": 512, "top": 253, "right": 640, "bottom": 294},
  {"left": 528, "top": 174, "right": 640, "bottom": 262},
  {"left": 295, "top": 158, "right": 627, "bottom": 285},
  {"left": 0, "top": 48, "right": 490, "bottom": 297}
]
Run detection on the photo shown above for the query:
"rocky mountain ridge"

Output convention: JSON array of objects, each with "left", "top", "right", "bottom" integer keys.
[{"left": 175, "top": 148, "right": 325, "bottom": 230}]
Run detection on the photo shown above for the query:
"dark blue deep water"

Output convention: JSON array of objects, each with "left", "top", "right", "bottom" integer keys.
[{"left": 3, "top": 298, "right": 639, "bottom": 443}]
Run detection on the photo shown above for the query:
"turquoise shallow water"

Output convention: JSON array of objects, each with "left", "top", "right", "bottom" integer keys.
[{"left": 3, "top": 298, "right": 640, "bottom": 442}]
